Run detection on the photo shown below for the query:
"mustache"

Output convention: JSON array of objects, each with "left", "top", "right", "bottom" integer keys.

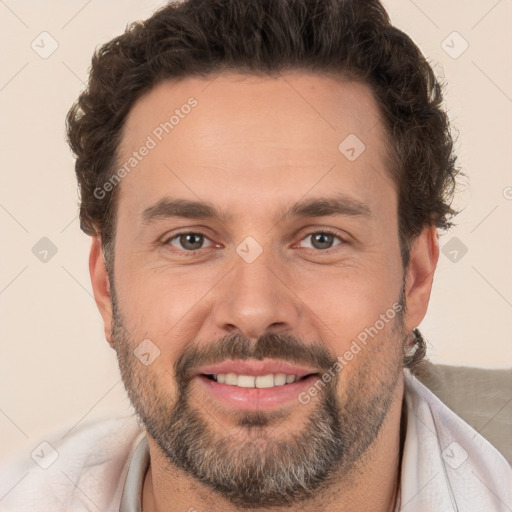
[{"left": 174, "top": 332, "right": 338, "bottom": 387}]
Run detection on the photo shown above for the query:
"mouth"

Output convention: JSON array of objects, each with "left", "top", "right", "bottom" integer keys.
[{"left": 194, "top": 359, "right": 322, "bottom": 411}]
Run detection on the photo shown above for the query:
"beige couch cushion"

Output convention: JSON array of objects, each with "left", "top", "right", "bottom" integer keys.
[{"left": 416, "top": 363, "right": 512, "bottom": 465}]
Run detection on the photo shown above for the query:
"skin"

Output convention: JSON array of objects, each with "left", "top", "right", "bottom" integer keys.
[{"left": 89, "top": 72, "right": 439, "bottom": 512}]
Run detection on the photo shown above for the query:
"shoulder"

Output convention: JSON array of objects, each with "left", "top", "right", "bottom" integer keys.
[
  {"left": 403, "top": 371, "right": 512, "bottom": 510},
  {"left": 0, "top": 415, "right": 143, "bottom": 512}
]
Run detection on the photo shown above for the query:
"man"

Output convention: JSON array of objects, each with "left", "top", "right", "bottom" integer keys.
[{"left": 1, "top": 0, "right": 511, "bottom": 510}]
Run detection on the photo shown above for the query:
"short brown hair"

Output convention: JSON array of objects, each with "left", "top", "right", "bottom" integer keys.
[{"left": 66, "top": 0, "right": 460, "bottom": 269}]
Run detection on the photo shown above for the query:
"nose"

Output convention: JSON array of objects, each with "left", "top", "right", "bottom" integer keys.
[{"left": 213, "top": 248, "right": 300, "bottom": 340}]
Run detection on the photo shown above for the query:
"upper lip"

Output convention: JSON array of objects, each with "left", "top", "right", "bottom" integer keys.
[{"left": 195, "top": 359, "right": 319, "bottom": 378}]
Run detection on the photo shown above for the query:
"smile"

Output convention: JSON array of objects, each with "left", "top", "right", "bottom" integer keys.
[
  {"left": 204, "top": 373, "right": 309, "bottom": 388},
  {"left": 195, "top": 360, "right": 321, "bottom": 411}
]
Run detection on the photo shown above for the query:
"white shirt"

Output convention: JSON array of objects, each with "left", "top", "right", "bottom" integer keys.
[{"left": 1, "top": 371, "right": 511, "bottom": 511}]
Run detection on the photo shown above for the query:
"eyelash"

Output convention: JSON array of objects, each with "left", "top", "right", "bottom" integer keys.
[
  {"left": 163, "top": 230, "right": 216, "bottom": 257},
  {"left": 162, "top": 228, "right": 346, "bottom": 255}
]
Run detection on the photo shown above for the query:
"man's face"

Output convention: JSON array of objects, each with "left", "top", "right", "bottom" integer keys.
[{"left": 96, "top": 72, "right": 420, "bottom": 507}]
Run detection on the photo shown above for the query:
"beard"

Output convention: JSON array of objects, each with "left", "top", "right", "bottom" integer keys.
[{"left": 111, "top": 288, "right": 406, "bottom": 509}]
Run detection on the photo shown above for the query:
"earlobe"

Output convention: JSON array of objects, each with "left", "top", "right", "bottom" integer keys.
[
  {"left": 403, "top": 226, "right": 439, "bottom": 332},
  {"left": 89, "top": 237, "right": 114, "bottom": 347}
]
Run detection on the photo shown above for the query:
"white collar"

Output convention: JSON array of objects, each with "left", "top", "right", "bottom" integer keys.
[{"left": 120, "top": 435, "right": 149, "bottom": 512}]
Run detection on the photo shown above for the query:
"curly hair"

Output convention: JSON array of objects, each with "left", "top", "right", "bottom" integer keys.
[
  {"left": 67, "top": 0, "right": 459, "bottom": 269},
  {"left": 66, "top": 0, "right": 460, "bottom": 368}
]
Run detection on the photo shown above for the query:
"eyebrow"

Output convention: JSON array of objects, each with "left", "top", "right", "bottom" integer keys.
[
  {"left": 140, "top": 193, "right": 371, "bottom": 226},
  {"left": 287, "top": 193, "right": 371, "bottom": 220}
]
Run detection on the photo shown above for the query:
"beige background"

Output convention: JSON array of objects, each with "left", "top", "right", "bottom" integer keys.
[{"left": 1, "top": 0, "right": 511, "bottom": 462}]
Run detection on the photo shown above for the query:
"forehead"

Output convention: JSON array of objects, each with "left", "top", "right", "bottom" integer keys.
[{"left": 116, "top": 72, "right": 396, "bottom": 222}]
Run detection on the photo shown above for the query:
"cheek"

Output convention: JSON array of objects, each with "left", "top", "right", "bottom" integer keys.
[
  {"left": 293, "top": 262, "right": 402, "bottom": 336},
  {"left": 113, "top": 265, "right": 200, "bottom": 337},
  {"left": 299, "top": 268, "right": 404, "bottom": 391},
  {"left": 332, "top": 314, "right": 404, "bottom": 406}
]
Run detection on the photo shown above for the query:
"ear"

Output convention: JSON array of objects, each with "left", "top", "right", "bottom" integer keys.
[
  {"left": 89, "top": 237, "right": 114, "bottom": 347},
  {"left": 403, "top": 226, "right": 439, "bottom": 332}
]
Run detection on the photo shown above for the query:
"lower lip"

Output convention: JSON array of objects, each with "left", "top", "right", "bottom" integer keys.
[{"left": 196, "top": 375, "right": 319, "bottom": 411}]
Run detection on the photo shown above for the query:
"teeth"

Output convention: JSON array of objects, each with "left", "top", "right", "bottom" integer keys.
[
  {"left": 224, "top": 373, "right": 238, "bottom": 385},
  {"left": 274, "top": 373, "right": 287, "bottom": 386},
  {"left": 237, "top": 375, "right": 256, "bottom": 388},
  {"left": 255, "top": 374, "right": 274, "bottom": 388},
  {"left": 211, "top": 372, "right": 300, "bottom": 388}
]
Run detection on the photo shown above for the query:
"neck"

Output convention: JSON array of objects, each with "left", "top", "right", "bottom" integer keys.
[{"left": 143, "top": 378, "right": 405, "bottom": 512}]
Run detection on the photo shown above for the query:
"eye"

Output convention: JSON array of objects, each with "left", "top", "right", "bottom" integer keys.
[
  {"left": 298, "top": 231, "right": 344, "bottom": 251},
  {"left": 166, "top": 232, "right": 215, "bottom": 252}
]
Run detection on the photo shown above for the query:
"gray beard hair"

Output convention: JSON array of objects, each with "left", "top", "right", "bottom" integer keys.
[
  {"left": 143, "top": 376, "right": 399, "bottom": 508},
  {"left": 111, "top": 291, "right": 405, "bottom": 509}
]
